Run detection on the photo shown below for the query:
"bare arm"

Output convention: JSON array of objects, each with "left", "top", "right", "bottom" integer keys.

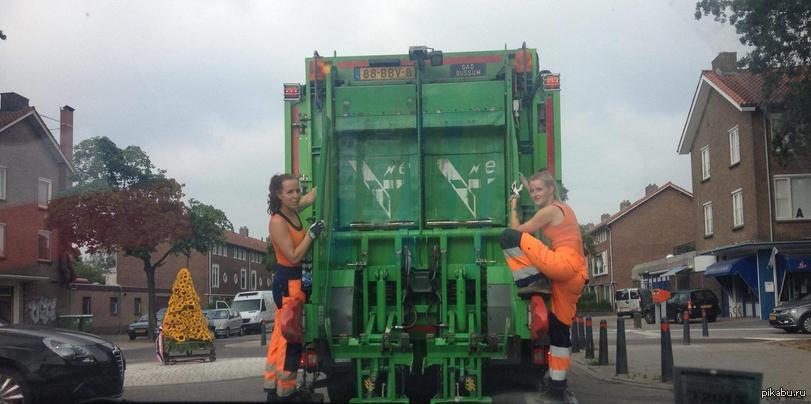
[
  {"left": 298, "top": 186, "right": 318, "bottom": 211},
  {"left": 512, "top": 205, "right": 562, "bottom": 234},
  {"left": 270, "top": 217, "right": 313, "bottom": 264}
]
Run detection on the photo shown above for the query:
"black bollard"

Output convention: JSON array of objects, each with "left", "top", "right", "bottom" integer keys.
[
  {"left": 615, "top": 317, "right": 628, "bottom": 375},
  {"left": 682, "top": 311, "right": 691, "bottom": 345},
  {"left": 598, "top": 320, "right": 608, "bottom": 366},
  {"left": 578, "top": 317, "right": 587, "bottom": 352},
  {"left": 702, "top": 309, "right": 709, "bottom": 337},
  {"left": 260, "top": 321, "right": 267, "bottom": 346},
  {"left": 571, "top": 317, "right": 581, "bottom": 353},
  {"left": 585, "top": 317, "right": 595, "bottom": 359},
  {"left": 661, "top": 321, "right": 673, "bottom": 382}
]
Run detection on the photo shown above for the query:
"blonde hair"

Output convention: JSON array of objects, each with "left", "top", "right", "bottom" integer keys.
[{"left": 528, "top": 170, "right": 560, "bottom": 201}]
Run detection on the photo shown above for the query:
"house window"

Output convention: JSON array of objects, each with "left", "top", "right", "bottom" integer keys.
[
  {"left": 38, "top": 178, "right": 52, "bottom": 208},
  {"left": 0, "top": 165, "right": 6, "bottom": 200},
  {"left": 592, "top": 251, "right": 607, "bottom": 276},
  {"left": 37, "top": 230, "right": 51, "bottom": 261},
  {"left": 0, "top": 223, "right": 5, "bottom": 258},
  {"left": 211, "top": 264, "right": 220, "bottom": 288},
  {"left": 729, "top": 126, "right": 740, "bottom": 166},
  {"left": 732, "top": 188, "right": 744, "bottom": 228},
  {"left": 213, "top": 244, "right": 226, "bottom": 256},
  {"left": 700, "top": 145, "right": 710, "bottom": 181},
  {"left": 251, "top": 270, "right": 257, "bottom": 290},
  {"left": 703, "top": 201, "right": 714, "bottom": 236},
  {"left": 134, "top": 297, "right": 142, "bottom": 315},
  {"left": 774, "top": 175, "right": 811, "bottom": 220},
  {"left": 595, "top": 230, "right": 607, "bottom": 243},
  {"left": 82, "top": 297, "right": 92, "bottom": 315},
  {"left": 240, "top": 269, "right": 247, "bottom": 290},
  {"left": 110, "top": 297, "right": 119, "bottom": 316}
]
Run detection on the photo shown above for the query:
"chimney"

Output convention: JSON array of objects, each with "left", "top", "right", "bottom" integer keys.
[
  {"left": 620, "top": 200, "right": 631, "bottom": 211},
  {"left": 645, "top": 183, "right": 659, "bottom": 196},
  {"left": 600, "top": 213, "right": 611, "bottom": 222},
  {"left": 60, "top": 105, "right": 75, "bottom": 164},
  {"left": 712, "top": 52, "right": 737, "bottom": 74},
  {"left": 1, "top": 92, "right": 30, "bottom": 112},
  {"left": 239, "top": 226, "right": 249, "bottom": 237}
]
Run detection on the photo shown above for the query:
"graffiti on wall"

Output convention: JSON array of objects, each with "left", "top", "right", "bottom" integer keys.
[{"left": 27, "top": 297, "right": 57, "bottom": 324}]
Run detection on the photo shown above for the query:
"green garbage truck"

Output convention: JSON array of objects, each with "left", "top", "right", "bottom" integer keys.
[{"left": 283, "top": 43, "right": 563, "bottom": 403}]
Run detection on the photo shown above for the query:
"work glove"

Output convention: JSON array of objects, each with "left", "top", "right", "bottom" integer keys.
[{"left": 307, "top": 220, "right": 325, "bottom": 239}]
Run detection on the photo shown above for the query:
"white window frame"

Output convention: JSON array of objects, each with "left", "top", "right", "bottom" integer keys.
[
  {"left": 703, "top": 201, "right": 714, "bottom": 237},
  {"left": 0, "top": 223, "right": 5, "bottom": 258},
  {"left": 729, "top": 126, "right": 740, "bottom": 166},
  {"left": 37, "top": 230, "right": 51, "bottom": 261},
  {"left": 240, "top": 268, "right": 247, "bottom": 290},
  {"left": 731, "top": 188, "right": 744, "bottom": 228},
  {"left": 38, "top": 178, "right": 52, "bottom": 208},
  {"left": 592, "top": 250, "right": 608, "bottom": 276},
  {"left": 700, "top": 145, "right": 711, "bottom": 181},
  {"left": 250, "top": 270, "right": 257, "bottom": 290},
  {"left": 0, "top": 165, "right": 6, "bottom": 200},
  {"left": 211, "top": 264, "right": 220, "bottom": 288},
  {"left": 774, "top": 174, "right": 811, "bottom": 221},
  {"left": 110, "top": 297, "right": 119, "bottom": 316}
]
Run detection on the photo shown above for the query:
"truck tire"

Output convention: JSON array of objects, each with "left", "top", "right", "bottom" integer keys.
[{"left": 326, "top": 368, "right": 356, "bottom": 403}]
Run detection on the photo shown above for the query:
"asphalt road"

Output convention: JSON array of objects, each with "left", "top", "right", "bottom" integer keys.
[{"left": 119, "top": 331, "right": 673, "bottom": 403}]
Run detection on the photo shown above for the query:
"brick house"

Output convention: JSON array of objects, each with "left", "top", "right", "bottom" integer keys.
[
  {"left": 585, "top": 183, "right": 697, "bottom": 307},
  {"left": 70, "top": 227, "right": 270, "bottom": 333},
  {"left": 677, "top": 52, "right": 811, "bottom": 320},
  {"left": 0, "top": 92, "right": 75, "bottom": 325}
]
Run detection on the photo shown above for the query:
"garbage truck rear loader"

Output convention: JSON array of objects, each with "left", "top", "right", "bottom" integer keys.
[{"left": 283, "top": 43, "right": 563, "bottom": 403}]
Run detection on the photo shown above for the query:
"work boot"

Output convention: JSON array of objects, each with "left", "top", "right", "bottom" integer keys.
[
  {"left": 517, "top": 276, "right": 552, "bottom": 297},
  {"left": 281, "top": 389, "right": 324, "bottom": 403},
  {"left": 265, "top": 389, "right": 279, "bottom": 402},
  {"left": 539, "top": 386, "right": 578, "bottom": 404}
]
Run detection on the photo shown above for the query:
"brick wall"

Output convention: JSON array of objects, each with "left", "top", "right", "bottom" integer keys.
[
  {"left": 116, "top": 245, "right": 208, "bottom": 303},
  {"left": 607, "top": 187, "right": 695, "bottom": 290}
]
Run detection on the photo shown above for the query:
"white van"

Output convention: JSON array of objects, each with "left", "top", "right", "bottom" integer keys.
[
  {"left": 233, "top": 290, "right": 275, "bottom": 334},
  {"left": 615, "top": 288, "right": 652, "bottom": 317}
]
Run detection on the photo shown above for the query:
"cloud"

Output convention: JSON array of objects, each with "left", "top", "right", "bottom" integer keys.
[{"left": 0, "top": 0, "right": 750, "bottom": 239}]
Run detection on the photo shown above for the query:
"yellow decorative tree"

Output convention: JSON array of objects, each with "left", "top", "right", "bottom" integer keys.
[{"left": 162, "top": 268, "right": 213, "bottom": 343}]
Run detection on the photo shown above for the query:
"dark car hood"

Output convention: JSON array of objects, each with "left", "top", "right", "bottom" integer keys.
[{"left": 1, "top": 326, "right": 115, "bottom": 347}]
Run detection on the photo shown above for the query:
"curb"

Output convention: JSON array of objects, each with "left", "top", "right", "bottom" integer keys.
[{"left": 570, "top": 357, "right": 673, "bottom": 392}]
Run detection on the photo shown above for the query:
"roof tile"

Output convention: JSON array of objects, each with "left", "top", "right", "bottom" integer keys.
[{"left": 0, "top": 106, "right": 35, "bottom": 130}]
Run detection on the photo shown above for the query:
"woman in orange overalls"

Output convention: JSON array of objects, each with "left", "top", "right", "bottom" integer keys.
[
  {"left": 263, "top": 173, "right": 322, "bottom": 402},
  {"left": 501, "top": 170, "right": 587, "bottom": 400}
]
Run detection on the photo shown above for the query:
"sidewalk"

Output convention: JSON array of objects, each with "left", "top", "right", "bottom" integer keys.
[{"left": 568, "top": 315, "right": 811, "bottom": 395}]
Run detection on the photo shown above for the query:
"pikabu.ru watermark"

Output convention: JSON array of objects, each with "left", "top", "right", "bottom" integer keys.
[{"left": 761, "top": 387, "right": 807, "bottom": 400}]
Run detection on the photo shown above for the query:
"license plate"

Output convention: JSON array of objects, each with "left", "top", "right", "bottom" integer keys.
[
  {"left": 769, "top": 314, "right": 776, "bottom": 320},
  {"left": 701, "top": 304, "right": 712, "bottom": 309},
  {"left": 355, "top": 66, "right": 415, "bottom": 81}
]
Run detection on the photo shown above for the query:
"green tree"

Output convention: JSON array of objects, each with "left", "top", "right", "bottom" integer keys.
[
  {"left": 73, "top": 253, "right": 115, "bottom": 284},
  {"left": 580, "top": 224, "right": 597, "bottom": 258},
  {"left": 49, "top": 137, "right": 232, "bottom": 340},
  {"left": 695, "top": 0, "right": 811, "bottom": 164}
]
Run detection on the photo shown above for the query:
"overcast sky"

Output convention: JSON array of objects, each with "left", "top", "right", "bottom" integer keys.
[{"left": 0, "top": 1, "right": 749, "bottom": 240}]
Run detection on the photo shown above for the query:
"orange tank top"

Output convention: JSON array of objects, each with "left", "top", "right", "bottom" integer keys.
[
  {"left": 270, "top": 212, "right": 307, "bottom": 267},
  {"left": 541, "top": 202, "right": 585, "bottom": 257}
]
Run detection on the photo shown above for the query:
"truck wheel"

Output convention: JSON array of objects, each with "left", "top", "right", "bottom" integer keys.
[{"left": 326, "top": 369, "right": 356, "bottom": 403}]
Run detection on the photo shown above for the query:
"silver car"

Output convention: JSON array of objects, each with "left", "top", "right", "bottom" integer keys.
[{"left": 204, "top": 309, "right": 243, "bottom": 338}]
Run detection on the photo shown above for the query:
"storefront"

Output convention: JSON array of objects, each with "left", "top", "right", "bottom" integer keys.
[{"left": 777, "top": 254, "right": 811, "bottom": 302}]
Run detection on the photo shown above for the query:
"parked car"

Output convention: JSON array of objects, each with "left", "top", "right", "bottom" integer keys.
[
  {"left": 642, "top": 289, "right": 719, "bottom": 324},
  {"left": 127, "top": 307, "right": 166, "bottom": 340},
  {"left": 204, "top": 308, "right": 243, "bottom": 338},
  {"left": 0, "top": 319, "right": 125, "bottom": 403},
  {"left": 615, "top": 288, "right": 652, "bottom": 317},
  {"left": 769, "top": 294, "right": 811, "bottom": 334},
  {"left": 233, "top": 291, "right": 275, "bottom": 334}
]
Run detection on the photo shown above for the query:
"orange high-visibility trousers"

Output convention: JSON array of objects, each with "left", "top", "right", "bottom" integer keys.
[
  {"left": 263, "top": 265, "right": 305, "bottom": 397},
  {"left": 501, "top": 229, "right": 586, "bottom": 390}
]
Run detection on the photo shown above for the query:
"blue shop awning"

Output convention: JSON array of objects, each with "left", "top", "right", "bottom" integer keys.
[
  {"left": 783, "top": 255, "right": 811, "bottom": 273},
  {"left": 663, "top": 266, "right": 687, "bottom": 277},
  {"left": 704, "top": 255, "right": 758, "bottom": 292}
]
